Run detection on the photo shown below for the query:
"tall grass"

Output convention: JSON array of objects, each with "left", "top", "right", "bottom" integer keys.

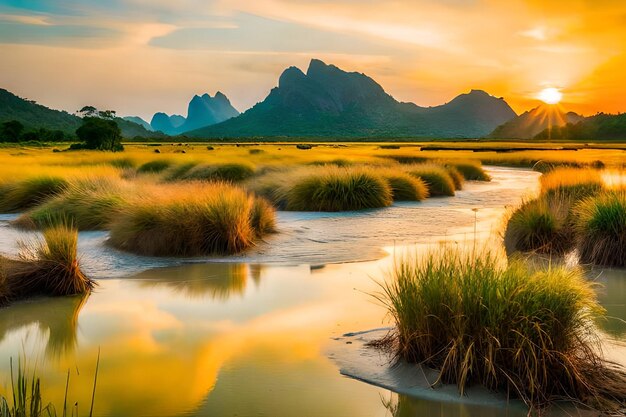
[
  {"left": 443, "top": 166, "right": 464, "bottom": 190},
  {"left": 445, "top": 160, "right": 491, "bottom": 181},
  {"left": 14, "top": 176, "right": 130, "bottom": 230},
  {"left": 175, "top": 163, "right": 255, "bottom": 183},
  {"left": 377, "top": 248, "right": 626, "bottom": 412},
  {"left": 136, "top": 159, "right": 172, "bottom": 174},
  {"left": 540, "top": 168, "right": 604, "bottom": 199},
  {"left": 504, "top": 193, "right": 574, "bottom": 254},
  {"left": 574, "top": 191, "right": 626, "bottom": 267},
  {"left": 405, "top": 164, "right": 456, "bottom": 197},
  {"left": 0, "top": 224, "right": 93, "bottom": 305},
  {"left": 377, "top": 170, "right": 428, "bottom": 201},
  {"left": 0, "top": 177, "right": 68, "bottom": 213},
  {"left": 108, "top": 182, "right": 274, "bottom": 256},
  {"left": 286, "top": 167, "right": 392, "bottom": 211}
]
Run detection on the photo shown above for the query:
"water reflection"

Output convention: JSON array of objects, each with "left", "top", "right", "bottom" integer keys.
[
  {"left": 0, "top": 294, "right": 88, "bottom": 358},
  {"left": 133, "top": 263, "right": 264, "bottom": 300},
  {"left": 381, "top": 393, "right": 529, "bottom": 417},
  {"left": 591, "top": 267, "right": 626, "bottom": 336}
]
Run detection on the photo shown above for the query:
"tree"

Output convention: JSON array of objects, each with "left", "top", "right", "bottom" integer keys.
[
  {"left": 0, "top": 120, "right": 24, "bottom": 142},
  {"left": 78, "top": 106, "right": 98, "bottom": 117},
  {"left": 75, "top": 117, "right": 124, "bottom": 151}
]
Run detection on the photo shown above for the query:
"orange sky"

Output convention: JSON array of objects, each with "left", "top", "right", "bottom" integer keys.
[{"left": 0, "top": 0, "right": 624, "bottom": 120}]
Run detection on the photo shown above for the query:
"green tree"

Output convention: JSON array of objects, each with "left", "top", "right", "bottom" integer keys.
[
  {"left": 75, "top": 117, "right": 124, "bottom": 151},
  {"left": 0, "top": 120, "right": 24, "bottom": 142}
]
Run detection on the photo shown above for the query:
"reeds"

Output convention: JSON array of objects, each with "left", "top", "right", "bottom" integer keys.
[
  {"left": 0, "top": 176, "right": 68, "bottom": 213},
  {"left": 376, "top": 248, "right": 626, "bottom": 412},
  {"left": 0, "top": 224, "right": 93, "bottom": 305},
  {"left": 108, "top": 182, "right": 274, "bottom": 256},
  {"left": 174, "top": 163, "right": 255, "bottom": 182}
]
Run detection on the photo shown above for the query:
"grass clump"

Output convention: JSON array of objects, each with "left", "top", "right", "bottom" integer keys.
[
  {"left": 286, "top": 167, "right": 392, "bottom": 211},
  {"left": 443, "top": 166, "right": 464, "bottom": 190},
  {"left": 405, "top": 164, "right": 455, "bottom": 197},
  {"left": 14, "top": 177, "right": 130, "bottom": 230},
  {"left": 137, "top": 159, "right": 172, "bottom": 174},
  {"left": 0, "top": 224, "right": 93, "bottom": 305},
  {"left": 0, "top": 176, "right": 68, "bottom": 213},
  {"left": 445, "top": 161, "right": 491, "bottom": 181},
  {"left": 109, "top": 182, "right": 274, "bottom": 256},
  {"left": 250, "top": 197, "right": 276, "bottom": 236},
  {"left": 574, "top": 191, "right": 626, "bottom": 267},
  {"left": 540, "top": 168, "right": 604, "bottom": 199},
  {"left": 179, "top": 163, "right": 255, "bottom": 183},
  {"left": 379, "top": 170, "right": 429, "bottom": 201},
  {"left": 377, "top": 249, "right": 626, "bottom": 412},
  {"left": 504, "top": 194, "right": 573, "bottom": 254}
]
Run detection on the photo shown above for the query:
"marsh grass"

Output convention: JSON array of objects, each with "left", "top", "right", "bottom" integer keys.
[
  {"left": 0, "top": 224, "right": 93, "bottom": 305},
  {"left": 379, "top": 170, "right": 429, "bottom": 201},
  {"left": 137, "top": 160, "right": 173, "bottom": 174},
  {"left": 540, "top": 168, "right": 604, "bottom": 199},
  {"left": 14, "top": 177, "right": 131, "bottom": 230},
  {"left": 443, "top": 166, "right": 464, "bottom": 190},
  {"left": 405, "top": 164, "right": 456, "bottom": 197},
  {"left": 444, "top": 161, "right": 491, "bottom": 181},
  {"left": 0, "top": 177, "right": 68, "bottom": 213},
  {"left": 286, "top": 167, "right": 392, "bottom": 211},
  {"left": 574, "top": 191, "right": 626, "bottom": 267},
  {"left": 376, "top": 248, "right": 626, "bottom": 412},
  {"left": 177, "top": 163, "right": 255, "bottom": 182},
  {"left": 504, "top": 193, "right": 574, "bottom": 255},
  {"left": 108, "top": 182, "right": 273, "bottom": 256}
]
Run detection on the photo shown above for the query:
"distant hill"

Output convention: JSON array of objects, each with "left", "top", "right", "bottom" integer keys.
[
  {"left": 150, "top": 92, "right": 239, "bottom": 135},
  {"left": 123, "top": 116, "right": 153, "bottom": 131},
  {"left": 187, "top": 59, "right": 517, "bottom": 139},
  {"left": 489, "top": 104, "right": 583, "bottom": 139},
  {"left": 534, "top": 112, "right": 626, "bottom": 141},
  {"left": 0, "top": 88, "right": 161, "bottom": 138}
]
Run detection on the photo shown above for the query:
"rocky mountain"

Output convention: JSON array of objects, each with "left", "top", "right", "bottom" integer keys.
[
  {"left": 187, "top": 59, "right": 517, "bottom": 139},
  {"left": 0, "top": 88, "right": 161, "bottom": 138},
  {"left": 489, "top": 104, "right": 583, "bottom": 139},
  {"left": 150, "top": 92, "right": 239, "bottom": 135}
]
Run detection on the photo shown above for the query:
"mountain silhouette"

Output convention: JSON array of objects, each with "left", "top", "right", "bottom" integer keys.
[
  {"left": 150, "top": 92, "right": 239, "bottom": 135},
  {"left": 187, "top": 59, "right": 517, "bottom": 139},
  {"left": 489, "top": 104, "right": 583, "bottom": 139}
]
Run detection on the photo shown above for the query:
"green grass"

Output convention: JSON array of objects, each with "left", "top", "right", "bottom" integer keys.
[
  {"left": 504, "top": 194, "right": 574, "bottom": 254},
  {"left": 14, "top": 177, "right": 129, "bottom": 230},
  {"left": 177, "top": 163, "right": 255, "bottom": 183},
  {"left": 574, "top": 191, "right": 626, "bottom": 267},
  {"left": 377, "top": 248, "right": 626, "bottom": 412},
  {"left": 405, "top": 164, "right": 456, "bottom": 197},
  {"left": 137, "top": 159, "right": 173, "bottom": 174},
  {"left": 108, "top": 182, "right": 274, "bottom": 256},
  {"left": 286, "top": 167, "right": 392, "bottom": 211},
  {"left": 0, "top": 177, "right": 68, "bottom": 213},
  {"left": 250, "top": 197, "right": 276, "bottom": 236},
  {"left": 540, "top": 168, "right": 604, "bottom": 200},
  {"left": 0, "top": 224, "right": 93, "bottom": 305},
  {"left": 379, "top": 170, "right": 429, "bottom": 201}
]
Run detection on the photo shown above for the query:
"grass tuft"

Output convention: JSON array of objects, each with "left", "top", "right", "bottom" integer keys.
[
  {"left": 405, "top": 164, "right": 456, "bottom": 197},
  {"left": 379, "top": 170, "right": 429, "bottom": 201},
  {"left": 286, "top": 167, "right": 392, "bottom": 211},
  {"left": 377, "top": 248, "right": 626, "bottom": 412},
  {"left": 178, "top": 163, "right": 255, "bottom": 183},
  {"left": 445, "top": 160, "right": 491, "bottom": 181},
  {"left": 574, "top": 191, "right": 626, "bottom": 267},
  {"left": 137, "top": 160, "right": 173, "bottom": 174},
  {"left": 0, "top": 177, "right": 68, "bottom": 213}
]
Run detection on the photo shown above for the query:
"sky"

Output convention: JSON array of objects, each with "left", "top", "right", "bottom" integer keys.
[{"left": 1, "top": 0, "right": 625, "bottom": 121}]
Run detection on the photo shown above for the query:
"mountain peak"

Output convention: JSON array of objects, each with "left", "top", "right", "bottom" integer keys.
[{"left": 279, "top": 66, "right": 307, "bottom": 88}]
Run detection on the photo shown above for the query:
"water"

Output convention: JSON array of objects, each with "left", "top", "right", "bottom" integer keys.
[{"left": 0, "top": 167, "right": 623, "bottom": 417}]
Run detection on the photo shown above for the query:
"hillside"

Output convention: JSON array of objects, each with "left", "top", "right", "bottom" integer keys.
[
  {"left": 534, "top": 112, "right": 626, "bottom": 140},
  {"left": 187, "top": 59, "right": 517, "bottom": 139},
  {"left": 489, "top": 104, "right": 583, "bottom": 139},
  {"left": 0, "top": 88, "right": 161, "bottom": 138}
]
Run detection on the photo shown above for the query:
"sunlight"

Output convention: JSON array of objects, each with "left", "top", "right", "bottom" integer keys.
[{"left": 538, "top": 87, "right": 563, "bottom": 104}]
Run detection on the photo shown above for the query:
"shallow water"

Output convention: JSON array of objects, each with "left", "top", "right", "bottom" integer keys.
[{"left": 0, "top": 167, "right": 623, "bottom": 417}]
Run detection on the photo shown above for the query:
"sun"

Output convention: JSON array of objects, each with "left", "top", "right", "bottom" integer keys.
[{"left": 538, "top": 87, "right": 562, "bottom": 105}]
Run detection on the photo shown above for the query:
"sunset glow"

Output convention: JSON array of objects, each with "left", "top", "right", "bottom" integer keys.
[{"left": 538, "top": 88, "right": 563, "bottom": 105}]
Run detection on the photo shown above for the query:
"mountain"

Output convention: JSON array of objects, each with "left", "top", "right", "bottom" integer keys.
[
  {"left": 1, "top": 88, "right": 80, "bottom": 133},
  {"left": 0, "top": 88, "right": 161, "bottom": 138},
  {"left": 489, "top": 104, "right": 583, "bottom": 139},
  {"left": 123, "top": 116, "right": 153, "bottom": 131},
  {"left": 534, "top": 112, "right": 626, "bottom": 141},
  {"left": 187, "top": 59, "right": 517, "bottom": 139},
  {"left": 150, "top": 92, "right": 239, "bottom": 135}
]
